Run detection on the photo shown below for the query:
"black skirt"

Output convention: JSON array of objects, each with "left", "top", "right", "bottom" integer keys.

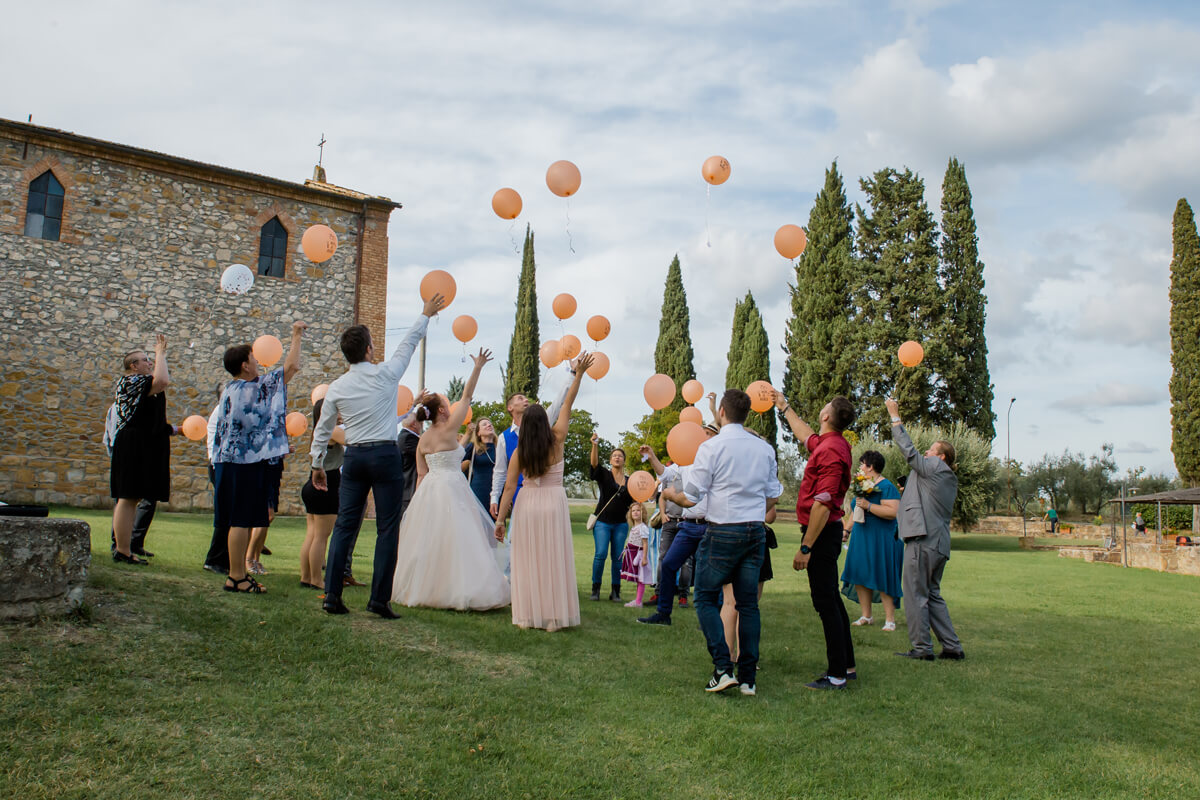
[
  {"left": 110, "top": 389, "right": 171, "bottom": 502},
  {"left": 301, "top": 468, "right": 341, "bottom": 515}
]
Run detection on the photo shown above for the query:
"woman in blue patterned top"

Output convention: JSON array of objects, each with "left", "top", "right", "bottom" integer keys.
[{"left": 211, "top": 321, "right": 306, "bottom": 593}]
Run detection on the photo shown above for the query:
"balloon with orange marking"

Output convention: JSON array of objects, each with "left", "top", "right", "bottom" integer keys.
[
  {"left": 702, "top": 156, "right": 731, "bottom": 186},
  {"left": 559, "top": 335, "right": 581, "bottom": 360},
  {"left": 627, "top": 470, "right": 656, "bottom": 503},
  {"left": 745, "top": 380, "right": 775, "bottom": 414},
  {"left": 252, "top": 335, "right": 283, "bottom": 368},
  {"left": 586, "top": 315, "right": 610, "bottom": 342},
  {"left": 301, "top": 224, "right": 338, "bottom": 263}
]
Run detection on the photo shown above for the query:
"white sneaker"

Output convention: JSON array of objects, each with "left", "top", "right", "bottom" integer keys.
[
  {"left": 739, "top": 682, "right": 756, "bottom": 696},
  {"left": 851, "top": 616, "right": 873, "bottom": 626},
  {"left": 705, "top": 670, "right": 738, "bottom": 693},
  {"left": 882, "top": 621, "right": 897, "bottom": 632}
]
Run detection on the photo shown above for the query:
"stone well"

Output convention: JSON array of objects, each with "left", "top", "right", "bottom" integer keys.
[{"left": 0, "top": 517, "right": 91, "bottom": 620}]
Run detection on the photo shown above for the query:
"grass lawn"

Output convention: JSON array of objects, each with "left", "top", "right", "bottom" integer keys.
[{"left": 4, "top": 507, "right": 1200, "bottom": 799}]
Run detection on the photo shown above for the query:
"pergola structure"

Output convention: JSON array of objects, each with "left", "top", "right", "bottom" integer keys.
[{"left": 1105, "top": 487, "right": 1200, "bottom": 565}]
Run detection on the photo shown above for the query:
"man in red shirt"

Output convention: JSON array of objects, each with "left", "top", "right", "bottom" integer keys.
[{"left": 775, "top": 391, "right": 857, "bottom": 690}]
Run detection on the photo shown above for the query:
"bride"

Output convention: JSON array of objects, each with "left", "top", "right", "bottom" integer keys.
[{"left": 391, "top": 348, "right": 510, "bottom": 611}]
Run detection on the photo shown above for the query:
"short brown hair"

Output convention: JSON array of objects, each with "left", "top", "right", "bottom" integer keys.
[
  {"left": 122, "top": 350, "right": 146, "bottom": 370},
  {"left": 340, "top": 325, "right": 371, "bottom": 364},
  {"left": 829, "top": 396, "right": 856, "bottom": 432},
  {"left": 720, "top": 389, "right": 752, "bottom": 424},
  {"left": 223, "top": 344, "right": 253, "bottom": 376},
  {"left": 935, "top": 440, "right": 956, "bottom": 469}
]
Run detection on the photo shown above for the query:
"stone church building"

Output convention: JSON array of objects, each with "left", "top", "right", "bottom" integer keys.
[{"left": 0, "top": 118, "right": 397, "bottom": 513}]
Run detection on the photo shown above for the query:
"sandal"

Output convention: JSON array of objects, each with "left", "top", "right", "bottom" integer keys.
[
  {"left": 299, "top": 581, "right": 323, "bottom": 590},
  {"left": 113, "top": 551, "right": 149, "bottom": 565},
  {"left": 851, "top": 616, "right": 873, "bottom": 626},
  {"left": 224, "top": 576, "right": 266, "bottom": 594}
]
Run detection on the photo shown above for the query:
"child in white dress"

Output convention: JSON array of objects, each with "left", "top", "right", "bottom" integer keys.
[{"left": 620, "top": 502, "right": 654, "bottom": 607}]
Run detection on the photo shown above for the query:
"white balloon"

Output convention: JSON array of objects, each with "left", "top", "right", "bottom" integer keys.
[{"left": 220, "top": 263, "right": 254, "bottom": 295}]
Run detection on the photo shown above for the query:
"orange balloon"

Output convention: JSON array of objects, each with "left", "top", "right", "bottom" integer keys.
[
  {"left": 540, "top": 340, "right": 563, "bottom": 368},
  {"left": 644, "top": 374, "right": 677, "bottom": 411},
  {"left": 552, "top": 293, "right": 577, "bottom": 320},
  {"left": 681, "top": 379, "right": 704, "bottom": 405},
  {"left": 330, "top": 425, "right": 346, "bottom": 445},
  {"left": 285, "top": 411, "right": 308, "bottom": 437},
  {"left": 491, "top": 188, "right": 522, "bottom": 220},
  {"left": 702, "top": 155, "right": 731, "bottom": 186},
  {"left": 546, "top": 160, "right": 582, "bottom": 197},
  {"left": 745, "top": 380, "right": 775, "bottom": 414},
  {"left": 586, "top": 315, "right": 610, "bottom": 342},
  {"left": 667, "top": 421, "right": 707, "bottom": 467},
  {"left": 774, "top": 224, "right": 808, "bottom": 259},
  {"left": 252, "top": 334, "right": 283, "bottom": 368},
  {"left": 627, "top": 470, "right": 656, "bottom": 503},
  {"left": 301, "top": 224, "right": 338, "bottom": 263},
  {"left": 419, "top": 269, "right": 457, "bottom": 309},
  {"left": 898, "top": 340, "right": 925, "bottom": 368},
  {"left": 560, "top": 334, "right": 581, "bottom": 360},
  {"left": 181, "top": 415, "right": 207, "bottom": 441},
  {"left": 450, "top": 400, "right": 473, "bottom": 427},
  {"left": 587, "top": 352, "right": 610, "bottom": 380},
  {"left": 452, "top": 315, "right": 478, "bottom": 343},
  {"left": 311, "top": 383, "right": 329, "bottom": 404},
  {"left": 396, "top": 385, "right": 414, "bottom": 416},
  {"left": 679, "top": 406, "right": 703, "bottom": 425}
]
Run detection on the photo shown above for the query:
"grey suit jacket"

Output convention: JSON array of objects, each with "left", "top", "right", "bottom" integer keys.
[{"left": 893, "top": 424, "right": 957, "bottom": 557}]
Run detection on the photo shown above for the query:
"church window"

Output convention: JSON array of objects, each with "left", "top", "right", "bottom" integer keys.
[
  {"left": 257, "top": 217, "right": 288, "bottom": 277},
  {"left": 24, "top": 171, "right": 65, "bottom": 241}
]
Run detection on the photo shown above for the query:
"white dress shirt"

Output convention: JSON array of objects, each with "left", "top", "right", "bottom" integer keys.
[
  {"left": 311, "top": 314, "right": 429, "bottom": 469},
  {"left": 206, "top": 405, "right": 220, "bottom": 464},
  {"left": 489, "top": 378, "right": 571, "bottom": 505},
  {"left": 683, "top": 424, "right": 783, "bottom": 525},
  {"left": 663, "top": 463, "right": 708, "bottom": 520}
]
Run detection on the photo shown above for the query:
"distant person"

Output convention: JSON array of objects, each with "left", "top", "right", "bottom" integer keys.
[
  {"left": 1044, "top": 504, "right": 1059, "bottom": 534},
  {"left": 1134, "top": 512, "right": 1146, "bottom": 535}
]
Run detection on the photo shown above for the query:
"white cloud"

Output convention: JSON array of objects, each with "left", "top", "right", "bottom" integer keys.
[
  {"left": 1123, "top": 441, "right": 1157, "bottom": 454},
  {"left": 1053, "top": 382, "right": 1165, "bottom": 411}
]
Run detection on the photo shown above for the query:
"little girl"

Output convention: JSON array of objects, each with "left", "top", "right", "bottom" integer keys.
[{"left": 620, "top": 502, "right": 653, "bottom": 607}]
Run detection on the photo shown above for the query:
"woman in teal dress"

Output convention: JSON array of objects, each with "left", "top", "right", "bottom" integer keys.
[{"left": 840, "top": 450, "right": 903, "bottom": 631}]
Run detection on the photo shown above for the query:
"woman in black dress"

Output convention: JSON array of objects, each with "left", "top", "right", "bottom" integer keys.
[
  {"left": 299, "top": 399, "right": 342, "bottom": 589},
  {"left": 110, "top": 334, "right": 171, "bottom": 565}
]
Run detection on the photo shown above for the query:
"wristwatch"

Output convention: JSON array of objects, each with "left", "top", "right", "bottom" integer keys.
[
  {"left": 890, "top": 416, "right": 902, "bottom": 424},
  {"left": 800, "top": 544, "right": 811, "bottom": 555}
]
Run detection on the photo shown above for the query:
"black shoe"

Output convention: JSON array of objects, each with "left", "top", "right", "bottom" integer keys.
[
  {"left": 637, "top": 613, "right": 672, "bottom": 626},
  {"left": 132, "top": 548, "right": 154, "bottom": 558},
  {"left": 113, "top": 551, "right": 148, "bottom": 565},
  {"left": 609, "top": 588, "right": 621, "bottom": 602},
  {"left": 203, "top": 563, "right": 229, "bottom": 575},
  {"left": 938, "top": 649, "right": 966, "bottom": 661},
  {"left": 260, "top": 547, "right": 272, "bottom": 556},
  {"left": 322, "top": 597, "right": 350, "bottom": 615},
  {"left": 589, "top": 583, "right": 601, "bottom": 601},
  {"left": 895, "top": 650, "right": 936, "bottom": 661},
  {"left": 705, "top": 670, "right": 738, "bottom": 693},
  {"left": 366, "top": 601, "right": 401, "bottom": 620},
  {"left": 823, "top": 671, "right": 858, "bottom": 681},
  {"left": 805, "top": 676, "right": 849, "bottom": 691}
]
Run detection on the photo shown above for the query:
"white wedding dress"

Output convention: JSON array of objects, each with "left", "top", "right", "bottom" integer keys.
[{"left": 391, "top": 446, "right": 511, "bottom": 611}]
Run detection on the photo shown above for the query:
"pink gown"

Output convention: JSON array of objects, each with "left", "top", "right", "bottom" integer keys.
[{"left": 508, "top": 460, "right": 580, "bottom": 631}]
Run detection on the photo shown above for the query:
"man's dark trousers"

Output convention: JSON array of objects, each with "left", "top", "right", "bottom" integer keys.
[
  {"left": 204, "top": 464, "right": 229, "bottom": 571},
  {"left": 694, "top": 522, "right": 765, "bottom": 684},
  {"left": 657, "top": 518, "right": 694, "bottom": 600},
  {"left": 655, "top": 520, "right": 706, "bottom": 617},
  {"left": 805, "top": 518, "right": 855, "bottom": 679},
  {"left": 324, "top": 442, "right": 406, "bottom": 608}
]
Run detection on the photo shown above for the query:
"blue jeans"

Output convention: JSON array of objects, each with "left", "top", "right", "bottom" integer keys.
[
  {"left": 591, "top": 520, "right": 629, "bottom": 587},
  {"left": 656, "top": 520, "right": 706, "bottom": 617},
  {"left": 694, "top": 523, "right": 765, "bottom": 683},
  {"left": 324, "top": 442, "right": 407, "bottom": 607}
]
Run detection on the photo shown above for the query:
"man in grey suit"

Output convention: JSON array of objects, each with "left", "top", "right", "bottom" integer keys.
[{"left": 886, "top": 397, "right": 965, "bottom": 662}]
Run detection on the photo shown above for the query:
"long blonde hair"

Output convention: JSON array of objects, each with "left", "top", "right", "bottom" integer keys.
[
  {"left": 470, "top": 418, "right": 494, "bottom": 451},
  {"left": 626, "top": 501, "right": 650, "bottom": 527}
]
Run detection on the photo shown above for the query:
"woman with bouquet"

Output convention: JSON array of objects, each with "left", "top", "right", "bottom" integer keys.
[{"left": 840, "top": 450, "right": 903, "bottom": 631}]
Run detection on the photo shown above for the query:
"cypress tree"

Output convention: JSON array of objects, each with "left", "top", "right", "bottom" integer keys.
[
  {"left": 853, "top": 167, "right": 942, "bottom": 434},
  {"left": 731, "top": 293, "right": 777, "bottom": 446},
  {"left": 725, "top": 295, "right": 751, "bottom": 388},
  {"left": 504, "top": 224, "right": 540, "bottom": 401},
  {"left": 782, "top": 162, "right": 857, "bottom": 435},
  {"left": 654, "top": 255, "right": 696, "bottom": 414},
  {"left": 937, "top": 157, "right": 995, "bottom": 440},
  {"left": 1170, "top": 198, "right": 1200, "bottom": 485}
]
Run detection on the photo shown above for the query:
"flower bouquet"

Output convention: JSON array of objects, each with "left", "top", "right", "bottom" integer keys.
[{"left": 850, "top": 470, "right": 877, "bottom": 524}]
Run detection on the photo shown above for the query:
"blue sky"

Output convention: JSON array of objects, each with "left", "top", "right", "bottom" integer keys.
[{"left": 5, "top": 0, "right": 1199, "bottom": 474}]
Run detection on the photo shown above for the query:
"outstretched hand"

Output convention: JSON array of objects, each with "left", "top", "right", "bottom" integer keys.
[
  {"left": 574, "top": 351, "right": 595, "bottom": 374},
  {"left": 885, "top": 397, "right": 900, "bottom": 421},
  {"left": 590, "top": 432, "right": 599, "bottom": 445},
  {"left": 422, "top": 293, "right": 447, "bottom": 317},
  {"left": 154, "top": 333, "right": 167, "bottom": 352},
  {"left": 292, "top": 320, "right": 308, "bottom": 337},
  {"left": 470, "top": 348, "right": 493, "bottom": 369},
  {"left": 773, "top": 389, "right": 788, "bottom": 411}
]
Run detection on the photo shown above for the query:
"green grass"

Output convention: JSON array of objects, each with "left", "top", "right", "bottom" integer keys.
[{"left": 4, "top": 507, "right": 1200, "bottom": 799}]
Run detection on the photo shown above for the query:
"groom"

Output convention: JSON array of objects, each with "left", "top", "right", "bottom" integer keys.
[{"left": 311, "top": 293, "right": 445, "bottom": 618}]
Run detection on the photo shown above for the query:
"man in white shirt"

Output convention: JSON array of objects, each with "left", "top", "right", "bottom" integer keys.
[
  {"left": 310, "top": 294, "right": 445, "bottom": 618},
  {"left": 670, "top": 390, "right": 782, "bottom": 695}
]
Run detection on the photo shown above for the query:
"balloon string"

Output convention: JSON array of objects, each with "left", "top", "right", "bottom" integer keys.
[
  {"left": 508, "top": 221, "right": 519, "bottom": 255},
  {"left": 706, "top": 184, "right": 712, "bottom": 248},
  {"left": 565, "top": 198, "right": 575, "bottom": 254}
]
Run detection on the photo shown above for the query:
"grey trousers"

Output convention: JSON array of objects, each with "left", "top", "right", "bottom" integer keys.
[
  {"left": 902, "top": 538, "right": 961, "bottom": 655},
  {"left": 657, "top": 519, "right": 693, "bottom": 595}
]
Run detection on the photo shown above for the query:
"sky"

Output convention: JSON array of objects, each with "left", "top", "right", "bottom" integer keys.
[{"left": 4, "top": 0, "right": 1199, "bottom": 475}]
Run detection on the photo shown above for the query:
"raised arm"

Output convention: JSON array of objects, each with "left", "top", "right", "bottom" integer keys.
[
  {"left": 590, "top": 432, "right": 599, "bottom": 468},
  {"left": 545, "top": 363, "right": 574, "bottom": 431},
  {"left": 885, "top": 397, "right": 933, "bottom": 476},
  {"left": 282, "top": 321, "right": 307, "bottom": 384},
  {"left": 447, "top": 349, "right": 492, "bottom": 430},
  {"left": 380, "top": 294, "right": 445, "bottom": 381},
  {"left": 706, "top": 392, "right": 719, "bottom": 426},
  {"left": 638, "top": 445, "right": 665, "bottom": 476},
  {"left": 150, "top": 333, "right": 170, "bottom": 395},
  {"left": 553, "top": 353, "right": 593, "bottom": 442},
  {"left": 774, "top": 389, "right": 815, "bottom": 444}
]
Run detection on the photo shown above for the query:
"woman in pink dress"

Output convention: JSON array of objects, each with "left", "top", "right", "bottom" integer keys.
[{"left": 493, "top": 353, "right": 593, "bottom": 631}]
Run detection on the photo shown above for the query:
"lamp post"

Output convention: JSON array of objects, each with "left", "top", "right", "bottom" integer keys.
[{"left": 1006, "top": 397, "right": 1016, "bottom": 512}]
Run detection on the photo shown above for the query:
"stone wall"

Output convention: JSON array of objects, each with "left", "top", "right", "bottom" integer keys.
[
  {"left": 0, "top": 517, "right": 91, "bottom": 620},
  {"left": 0, "top": 121, "right": 395, "bottom": 515}
]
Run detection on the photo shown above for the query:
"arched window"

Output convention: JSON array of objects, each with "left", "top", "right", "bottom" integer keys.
[
  {"left": 257, "top": 217, "right": 288, "bottom": 277},
  {"left": 24, "top": 171, "right": 64, "bottom": 241}
]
